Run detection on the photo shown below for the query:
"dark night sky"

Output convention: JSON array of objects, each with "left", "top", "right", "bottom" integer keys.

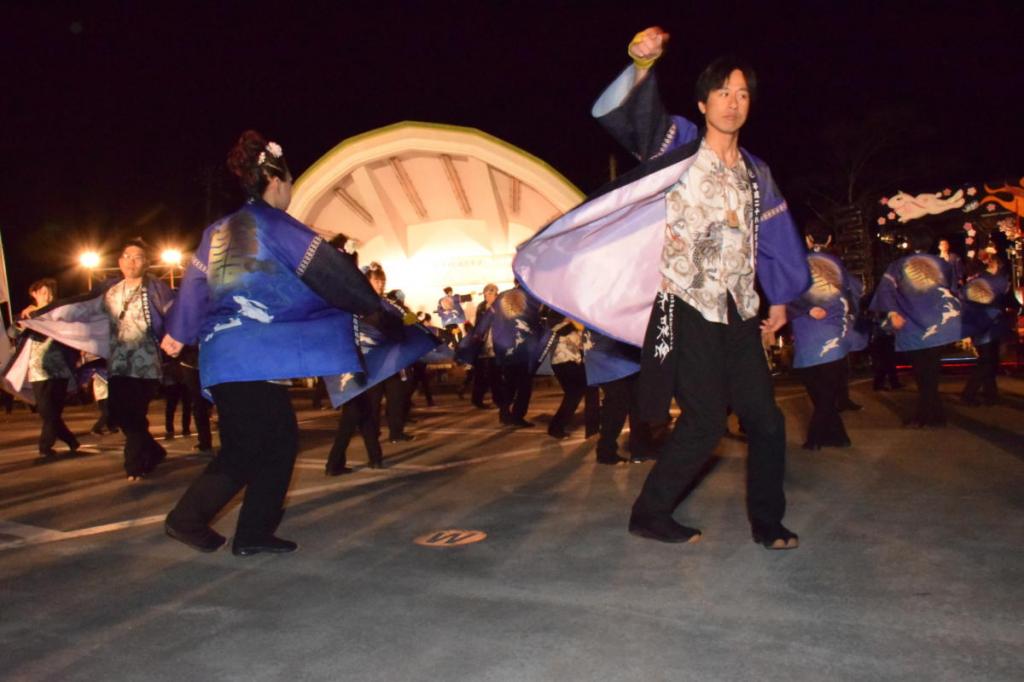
[{"left": 2, "top": 0, "right": 1022, "bottom": 310}]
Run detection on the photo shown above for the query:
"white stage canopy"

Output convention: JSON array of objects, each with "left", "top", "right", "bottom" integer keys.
[{"left": 289, "top": 122, "right": 583, "bottom": 318}]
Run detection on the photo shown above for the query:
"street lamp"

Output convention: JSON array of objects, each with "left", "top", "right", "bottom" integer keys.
[
  {"left": 160, "top": 248, "right": 183, "bottom": 287},
  {"left": 79, "top": 251, "right": 101, "bottom": 290}
]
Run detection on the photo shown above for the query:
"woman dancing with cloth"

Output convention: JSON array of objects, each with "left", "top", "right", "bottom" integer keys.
[{"left": 162, "top": 131, "right": 386, "bottom": 556}]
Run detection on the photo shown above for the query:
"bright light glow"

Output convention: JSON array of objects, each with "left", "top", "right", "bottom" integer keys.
[
  {"left": 160, "top": 249, "right": 183, "bottom": 266},
  {"left": 79, "top": 251, "right": 101, "bottom": 268}
]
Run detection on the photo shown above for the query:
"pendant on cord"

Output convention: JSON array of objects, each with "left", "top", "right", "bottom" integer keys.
[{"left": 726, "top": 209, "right": 740, "bottom": 228}]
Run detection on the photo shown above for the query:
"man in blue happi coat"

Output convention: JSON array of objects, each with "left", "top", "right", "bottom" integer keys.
[
  {"left": 870, "top": 231, "right": 962, "bottom": 427},
  {"left": 515, "top": 27, "right": 809, "bottom": 548},
  {"left": 787, "top": 225, "right": 867, "bottom": 450},
  {"left": 960, "top": 255, "right": 1012, "bottom": 405}
]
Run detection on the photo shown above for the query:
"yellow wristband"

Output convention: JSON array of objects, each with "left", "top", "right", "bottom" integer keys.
[{"left": 628, "top": 31, "right": 658, "bottom": 70}]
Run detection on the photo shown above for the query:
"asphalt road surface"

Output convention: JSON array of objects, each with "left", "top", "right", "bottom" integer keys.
[{"left": 2, "top": 374, "right": 1022, "bottom": 681}]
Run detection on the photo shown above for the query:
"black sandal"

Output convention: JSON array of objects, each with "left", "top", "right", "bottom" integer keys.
[{"left": 752, "top": 523, "right": 799, "bottom": 550}]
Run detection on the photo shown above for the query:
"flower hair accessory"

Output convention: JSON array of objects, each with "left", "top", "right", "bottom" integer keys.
[{"left": 258, "top": 141, "right": 284, "bottom": 167}]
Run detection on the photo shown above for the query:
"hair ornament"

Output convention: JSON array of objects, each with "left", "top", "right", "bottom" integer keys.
[{"left": 258, "top": 141, "right": 285, "bottom": 168}]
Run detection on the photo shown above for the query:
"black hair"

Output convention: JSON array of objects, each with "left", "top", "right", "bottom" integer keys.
[
  {"left": 29, "top": 277, "right": 57, "bottom": 297},
  {"left": 122, "top": 236, "right": 151, "bottom": 259},
  {"left": 695, "top": 56, "right": 757, "bottom": 104},
  {"left": 364, "top": 261, "right": 386, "bottom": 281},
  {"left": 443, "top": 287, "right": 453, "bottom": 294},
  {"left": 908, "top": 230, "right": 934, "bottom": 253},
  {"left": 227, "top": 130, "right": 290, "bottom": 199}
]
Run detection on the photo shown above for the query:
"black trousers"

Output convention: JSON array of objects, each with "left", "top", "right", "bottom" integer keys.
[
  {"left": 108, "top": 376, "right": 165, "bottom": 476},
  {"left": 963, "top": 341, "right": 1000, "bottom": 403},
  {"left": 406, "top": 362, "right": 433, "bottom": 409},
  {"left": 798, "top": 359, "right": 850, "bottom": 447},
  {"left": 181, "top": 365, "right": 213, "bottom": 450},
  {"left": 549, "top": 361, "right": 599, "bottom": 436},
  {"left": 31, "top": 379, "right": 78, "bottom": 453},
  {"left": 382, "top": 373, "right": 408, "bottom": 439},
  {"left": 91, "top": 397, "right": 111, "bottom": 433},
  {"left": 597, "top": 373, "right": 659, "bottom": 460},
  {"left": 871, "top": 335, "right": 900, "bottom": 389},
  {"left": 327, "top": 385, "right": 385, "bottom": 469},
  {"left": 164, "top": 382, "right": 192, "bottom": 435},
  {"left": 167, "top": 381, "right": 298, "bottom": 543},
  {"left": 633, "top": 298, "right": 787, "bottom": 529},
  {"left": 444, "top": 323, "right": 463, "bottom": 344},
  {"left": 908, "top": 346, "right": 945, "bottom": 425},
  {"left": 499, "top": 364, "right": 533, "bottom": 420},
  {"left": 471, "top": 356, "right": 502, "bottom": 406}
]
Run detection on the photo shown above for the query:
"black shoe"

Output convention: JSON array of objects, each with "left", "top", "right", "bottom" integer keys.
[
  {"left": 499, "top": 410, "right": 512, "bottom": 425},
  {"left": 165, "top": 518, "right": 226, "bottom": 553},
  {"left": 596, "top": 455, "right": 626, "bottom": 465},
  {"left": 751, "top": 523, "right": 799, "bottom": 550},
  {"left": 628, "top": 514, "right": 702, "bottom": 543},
  {"left": 802, "top": 441, "right": 821, "bottom": 451},
  {"left": 37, "top": 449, "right": 59, "bottom": 460},
  {"left": 472, "top": 401, "right": 489, "bottom": 409},
  {"left": 232, "top": 536, "right": 298, "bottom": 556},
  {"left": 325, "top": 465, "right": 354, "bottom": 476},
  {"left": 165, "top": 431, "right": 175, "bottom": 440},
  {"left": 182, "top": 430, "right": 192, "bottom": 437},
  {"left": 837, "top": 401, "right": 862, "bottom": 412},
  {"left": 388, "top": 433, "right": 414, "bottom": 443},
  {"left": 509, "top": 418, "right": 534, "bottom": 428},
  {"left": 367, "top": 459, "right": 386, "bottom": 469},
  {"left": 547, "top": 429, "right": 570, "bottom": 440},
  {"left": 629, "top": 452, "right": 658, "bottom": 463}
]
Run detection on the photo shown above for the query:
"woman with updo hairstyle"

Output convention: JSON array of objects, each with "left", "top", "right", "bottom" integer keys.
[{"left": 162, "top": 130, "right": 390, "bottom": 556}]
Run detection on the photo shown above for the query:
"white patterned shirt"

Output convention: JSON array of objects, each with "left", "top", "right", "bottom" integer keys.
[
  {"left": 661, "top": 139, "right": 759, "bottom": 323},
  {"left": 105, "top": 281, "right": 162, "bottom": 380}
]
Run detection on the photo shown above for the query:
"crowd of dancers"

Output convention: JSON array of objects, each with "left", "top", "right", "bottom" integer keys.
[{"left": 3, "top": 26, "right": 1018, "bottom": 556}]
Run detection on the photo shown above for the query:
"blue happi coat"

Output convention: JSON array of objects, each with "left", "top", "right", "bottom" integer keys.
[
  {"left": 166, "top": 200, "right": 376, "bottom": 389},
  {"left": 322, "top": 297, "right": 440, "bottom": 407},
  {"left": 436, "top": 295, "right": 467, "bottom": 327},
  {"left": 490, "top": 287, "right": 550, "bottom": 371},
  {"left": 582, "top": 329, "right": 641, "bottom": 386},
  {"left": 787, "top": 251, "right": 867, "bottom": 369},
  {"left": 513, "top": 65, "right": 809, "bottom": 349},
  {"left": 961, "top": 270, "right": 1011, "bottom": 345},
  {"left": 455, "top": 303, "right": 496, "bottom": 365},
  {"left": 869, "top": 252, "right": 963, "bottom": 352}
]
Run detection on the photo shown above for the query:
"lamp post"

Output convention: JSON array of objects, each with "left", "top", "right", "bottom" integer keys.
[
  {"left": 160, "top": 248, "right": 182, "bottom": 288},
  {"left": 79, "top": 251, "right": 101, "bottom": 290}
]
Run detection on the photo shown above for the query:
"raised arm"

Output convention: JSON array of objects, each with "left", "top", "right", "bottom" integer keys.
[{"left": 591, "top": 27, "right": 697, "bottom": 161}]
